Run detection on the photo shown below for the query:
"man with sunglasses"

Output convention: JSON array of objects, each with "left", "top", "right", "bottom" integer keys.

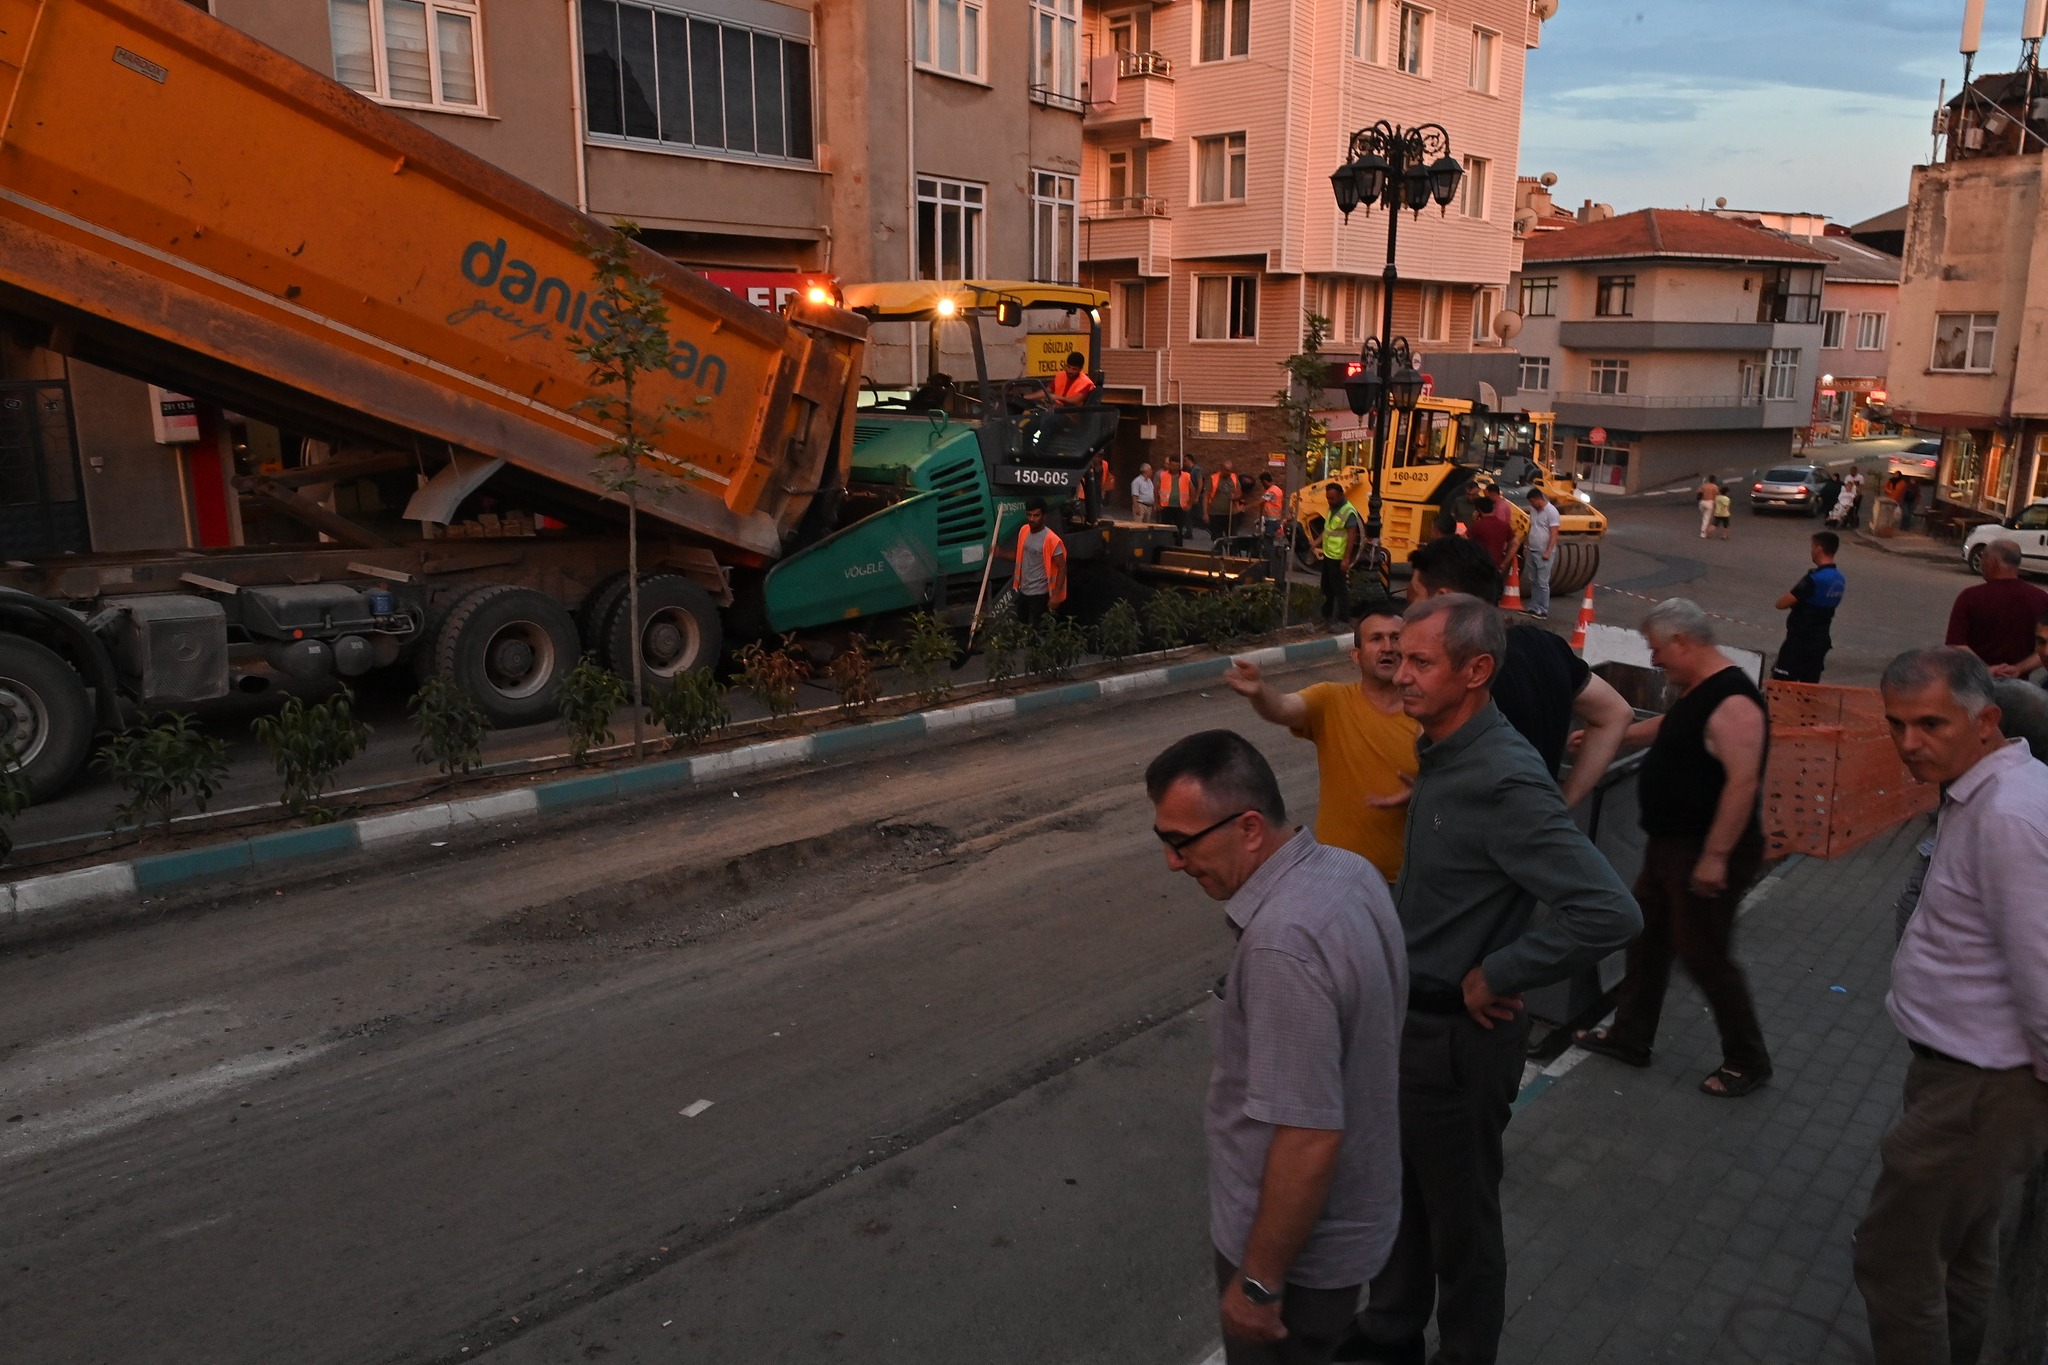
[{"left": 1147, "top": 730, "right": 1407, "bottom": 1364}]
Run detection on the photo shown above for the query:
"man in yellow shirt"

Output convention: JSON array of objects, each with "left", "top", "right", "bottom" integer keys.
[{"left": 1222, "top": 611, "right": 1420, "bottom": 880}]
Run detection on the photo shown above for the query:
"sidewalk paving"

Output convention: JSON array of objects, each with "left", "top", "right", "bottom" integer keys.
[{"left": 1497, "top": 818, "right": 1931, "bottom": 1365}]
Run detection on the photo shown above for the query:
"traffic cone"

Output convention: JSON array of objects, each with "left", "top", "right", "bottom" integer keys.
[
  {"left": 1570, "top": 584, "right": 1596, "bottom": 653},
  {"left": 1499, "top": 555, "right": 1523, "bottom": 612}
]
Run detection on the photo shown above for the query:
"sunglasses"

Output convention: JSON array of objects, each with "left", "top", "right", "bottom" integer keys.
[{"left": 1153, "top": 809, "right": 1251, "bottom": 853}]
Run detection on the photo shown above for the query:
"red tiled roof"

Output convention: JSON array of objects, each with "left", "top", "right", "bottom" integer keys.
[{"left": 1519, "top": 209, "right": 1835, "bottom": 265}]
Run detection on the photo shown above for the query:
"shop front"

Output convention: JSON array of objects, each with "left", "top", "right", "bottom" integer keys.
[{"left": 1811, "top": 376, "right": 1889, "bottom": 441}]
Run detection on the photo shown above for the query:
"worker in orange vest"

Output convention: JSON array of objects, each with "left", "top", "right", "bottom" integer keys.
[
  {"left": 1049, "top": 351, "right": 1096, "bottom": 406},
  {"left": 1008, "top": 497, "right": 1068, "bottom": 626},
  {"left": 1158, "top": 459, "right": 1195, "bottom": 546},
  {"left": 1205, "top": 460, "right": 1243, "bottom": 546},
  {"left": 1258, "top": 472, "right": 1285, "bottom": 539}
]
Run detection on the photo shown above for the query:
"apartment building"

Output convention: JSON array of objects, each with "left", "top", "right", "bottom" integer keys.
[
  {"left": 1077, "top": 0, "right": 1554, "bottom": 478},
  {"left": 1805, "top": 235, "right": 1899, "bottom": 441},
  {"left": 13, "top": 0, "right": 1084, "bottom": 554},
  {"left": 1512, "top": 210, "right": 1828, "bottom": 493},
  {"left": 1887, "top": 71, "right": 2048, "bottom": 523}
]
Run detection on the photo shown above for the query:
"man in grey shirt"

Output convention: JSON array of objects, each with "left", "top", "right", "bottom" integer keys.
[
  {"left": 1345, "top": 594, "right": 1640, "bottom": 1365},
  {"left": 1147, "top": 729, "right": 1408, "bottom": 1364}
]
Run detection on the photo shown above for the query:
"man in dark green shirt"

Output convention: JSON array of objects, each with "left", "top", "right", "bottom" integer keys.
[{"left": 1346, "top": 592, "right": 1640, "bottom": 1365}]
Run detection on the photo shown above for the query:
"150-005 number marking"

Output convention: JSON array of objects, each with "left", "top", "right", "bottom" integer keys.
[{"left": 1008, "top": 467, "right": 1078, "bottom": 487}]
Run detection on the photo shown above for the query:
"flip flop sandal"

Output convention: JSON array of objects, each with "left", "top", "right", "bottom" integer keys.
[
  {"left": 1700, "top": 1066, "right": 1770, "bottom": 1098},
  {"left": 1573, "top": 1027, "right": 1652, "bottom": 1068}
]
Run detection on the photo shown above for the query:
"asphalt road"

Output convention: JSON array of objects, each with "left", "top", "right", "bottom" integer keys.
[{"left": 2, "top": 673, "right": 1341, "bottom": 1365}]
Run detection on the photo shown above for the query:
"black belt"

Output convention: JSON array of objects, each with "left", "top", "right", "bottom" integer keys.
[
  {"left": 1407, "top": 985, "right": 1467, "bottom": 1016},
  {"left": 1909, "top": 1040, "right": 1978, "bottom": 1068}
]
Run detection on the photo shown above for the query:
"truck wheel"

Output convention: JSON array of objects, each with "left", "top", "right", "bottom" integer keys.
[
  {"left": 0, "top": 634, "right": 93, "bottom": 801},
  {"left": 578, "top": 573, "right": 631, "bottom": 655},
  {"left": 601, "top": 575, "right": 723, "bottom": 683},
  {"left": 432, "top": 585, "right": 581, "bottom": 727},
  {"left": 1548, "top": 540, "right": 1602, "bottom": 597}
]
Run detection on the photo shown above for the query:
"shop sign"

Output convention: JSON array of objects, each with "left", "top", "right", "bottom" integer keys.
[
  {"left": 148, "top": 386, "right": 199, "bottom": 444},
  {"left": 699, "top": 270, "right": 834, "bottom": 313},
  {"left": 1589, "top": 426, "right": 1608, "bottom": 445},
  {"left": 1024, "top": 335, "right": 1091, "bottom": 376}
]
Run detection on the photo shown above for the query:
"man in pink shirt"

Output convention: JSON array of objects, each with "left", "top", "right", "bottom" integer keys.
[{"left": 1854, "top": 647, "right": 2048, "bottom": 1365}]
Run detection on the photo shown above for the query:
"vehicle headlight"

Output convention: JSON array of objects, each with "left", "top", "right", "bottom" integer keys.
[{"left": 1575, "top": 489, "right": 1592, "bottom": 504}]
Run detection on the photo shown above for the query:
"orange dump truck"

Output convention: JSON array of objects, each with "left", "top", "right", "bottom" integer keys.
[{"left": 0, "top": 0, "right": 865, "bottom": 796}]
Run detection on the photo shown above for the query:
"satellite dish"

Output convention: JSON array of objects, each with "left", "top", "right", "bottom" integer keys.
[
  {"left": 1513, "top": 209, "right": 1538, "bottom": 235},
  {"left": 1715, "top": 196, "right": 1729, "bottom": 209},
  {"left": 1531, "top": 0, "right": 1559, "bottom": 19},
  {"left": 1539, "top": 171, "right": 1558, "bottom": 187},
  {"left": 1492, "top": 309, "right": 1524, "bottom": 341}
]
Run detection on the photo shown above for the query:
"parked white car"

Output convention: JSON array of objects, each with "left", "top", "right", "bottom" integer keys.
[{"left": 1962, "top": 501, "right": 2048, "bottom": 575}]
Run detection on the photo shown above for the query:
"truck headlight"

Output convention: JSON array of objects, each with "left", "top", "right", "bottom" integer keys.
[{"left": 1574, "top": 489, "right": 1592, "bottom": 504}]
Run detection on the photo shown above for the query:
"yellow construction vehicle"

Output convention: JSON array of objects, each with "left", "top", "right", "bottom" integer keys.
[{"left": 1287, "top": 402, "right": 1605, "bottom": 594}]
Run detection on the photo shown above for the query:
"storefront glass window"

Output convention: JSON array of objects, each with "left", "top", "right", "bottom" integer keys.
[{"left": 1942, "top": 431, "right": 1981, "bottom": 504}]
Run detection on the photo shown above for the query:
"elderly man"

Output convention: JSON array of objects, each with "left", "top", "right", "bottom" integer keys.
[
  {"left": 1405, "top": 535, "right": 1633, "bottom": 808},
  {"left": 1854, "top": 648, "right": 2048, "bottom": 1365},
  {"left": 1345, "top": 594, "right": 1640, "bottom": 1365},
  {"left": 1132, "top": 462, "right": 1157, "bottom": 523},
  {"left": 1948, "top": 539, "right": 2048, "bottom": 671},
  {"left": 1575, "top": 599, "right": 1773, "bottom": 1097},
  {"left": 1224, "top": 611, "right": 1419, "bottom": 881},
  {"left": 1147, "top": 730, "right": 1407, "bottom": 1365}
]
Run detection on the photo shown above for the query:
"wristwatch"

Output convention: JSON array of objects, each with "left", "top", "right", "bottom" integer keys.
[{"left": 1240, "top": 1275, "right": 1281, "bottom": 1306}]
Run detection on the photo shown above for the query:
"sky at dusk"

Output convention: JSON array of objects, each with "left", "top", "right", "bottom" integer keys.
[{"left": 1520, "top": 0, "right": 2035, "bottom": 227}]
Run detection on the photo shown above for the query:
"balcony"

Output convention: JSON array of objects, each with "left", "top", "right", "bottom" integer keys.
[
  {"left": 1102, "top": 348, "right": 1165, "bottom": 404},
  {"left": 1084, "top": 53, "right": 1172, "bottom": 144},
  {"left": 1080, "top": 203, "right": 1170, "bottom": 275},
  {"left": 1558, "top": 320, "right": 1775, "bottom": 351},
  {"left": 1552, "top": 391, "right": 1766, "bottom": 433}
]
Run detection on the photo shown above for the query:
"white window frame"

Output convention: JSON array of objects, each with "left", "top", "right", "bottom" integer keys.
[
  {"left": 1518, "top": 354, "right": 1551, "bottom": 390},
  {"left": 1107, "top": 9, "right": 1149, "bottom": 54},
  {"left": 1031, "top": 0, "right": 1079, "bottom": 107},
  {"left": 1194, "top": 273, "right": 1259, "bottom": 341},
  {"left": 1352, "top": 0, "right": 1381, "bottom": 61},
  {"left": 1468, "top": 25, "right": 1498, "bottom": 95},
  {"left": 1115, "top": 280, "right": 1147, "bottom": 349},
  {"left": 913, "top": 0, "right": 985, "bottom": 82},
  {"left": 1419, "top": 283, "right": 1447, "bottom": 342},
  {"left": 1471, "top": 286, "right": 1499, "bottom": 343},
  {"left": 1856, "top": 311, "right": 1887, "bottom": 351},
  {"left": 1031, "top": 169, "right": 1078, "bottom": 285},
  {"left": 1458, "top": 155, "right": 1489, "bottom": 220},
  {"left": 1589, "top": 358, "right": 1629, "bottom": 395},
  {"left": 1931, "top": 312, "right": 1997, "bottom": 372},
  {"left": 1820, "top": 309, "right": 1846, "bottom": 350},
  {"left": 1193, "top": 132, "right": 1247, "bottom": 205},
  {"left": 915, "top": 175, "right": 986, "bottom": 281},
  {"left": 329, "top": 0, "right": 486, "bottom": 113},
  {"left": 1351, "top": 279, "right": 1378, "bottom": 342},
  {"left": 1197, "top": 0, "right": 1251, "bottom": 63},
  {"left": 1766, "top": 347, "right": 1800, "bottom": 400},
  {"left": 1395, "top": 3, "right": 1430, "bottom": 78}
]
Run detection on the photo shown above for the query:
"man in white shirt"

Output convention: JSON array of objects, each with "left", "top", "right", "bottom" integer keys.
[
  {"left": 1854, "top": 646, "right": 2048, "bottom": 1365},
  {"left": 1522, "top": 488, "right": 1563, "bottom": 619},
  {"left": 1132, "top": 463, "right": 1156, "bottom": 523}
]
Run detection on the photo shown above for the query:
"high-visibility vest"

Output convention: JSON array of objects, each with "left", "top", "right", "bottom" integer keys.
[
  {"left": 1322, "top": 502, "right": 1360, "bottom": 561},
  {"left": 1052, "top": 369, "right": 1095, "bottom": 402},
  {"left": 1012, "top": 524, "right": 1068, "bottom": 606},
  {"left": 1095, "top": 457, "right": 1114, "bottom": 493},
  {"left": 1159, "top": 469, "right": 1193, "bottom": 508},
  {"left": 1207, "top": 471, "right": 1239, "bottom": 507},
  {"left": 1261, "top": 485, "right": 1284, "bottom": 519}
]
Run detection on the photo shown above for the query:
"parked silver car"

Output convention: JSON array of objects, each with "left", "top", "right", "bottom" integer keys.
[{"left": 1750, "top": 464, "right": 1828, "bottom": 516}]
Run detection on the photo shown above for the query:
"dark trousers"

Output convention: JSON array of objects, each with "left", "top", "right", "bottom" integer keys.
[
  {"left": 1016, "top": 592, "right": 1050, "bottom": 627},
  {"left": 1607, "top": 833, "right": 1770, "bottom": 1074},
  {"left": 1319, "top": 558, "right": 1350, "bottom": 624},
  {"left": 1352, "top": 1007, "right": 1531, "bottom": 1365},
  {"left": 1214, "top": 1252, "right": 1361, "bottom": 1365},
  {"left": 1771, "top": 636, "right": 1830, "bottom": 684},
  {"left": 1209, "top": 512, "right": 1238, "bottom": 545},
  {"left": 1163, "top": 506, "right": 1187, "bottom": 545},
  {"left": 1854, "top": 1054, "right": 2048, "bottom": 1364}
]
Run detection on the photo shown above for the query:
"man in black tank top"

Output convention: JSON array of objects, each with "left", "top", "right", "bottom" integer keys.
[{"left": 1574, "top": 598, "right": 1774, "bottom": 1098}]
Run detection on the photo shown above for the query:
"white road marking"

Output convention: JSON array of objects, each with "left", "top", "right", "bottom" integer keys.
[{"left": 680, "top": 1099, "right": 714, "bottom": 1118}]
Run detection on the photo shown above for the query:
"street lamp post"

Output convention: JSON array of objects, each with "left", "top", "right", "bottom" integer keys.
[{"left": 1330, "top": 121, "right": 1464, "bottom": 546}]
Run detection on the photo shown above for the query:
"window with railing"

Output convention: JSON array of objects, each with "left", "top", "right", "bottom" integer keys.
[
  {"left": 1104, "top": 147, "right": 1148, "bottom": 202},
  {"left": 1031, "top": 0, "right": 1080, "bottom": 109},
  {"left": 1118, "top": 49, "right": 1171, "bottom": 77}
]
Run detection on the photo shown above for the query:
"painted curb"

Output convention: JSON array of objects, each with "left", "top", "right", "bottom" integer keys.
[{"left": 1, "top": 633, "right": 1350, "bottom": 932}]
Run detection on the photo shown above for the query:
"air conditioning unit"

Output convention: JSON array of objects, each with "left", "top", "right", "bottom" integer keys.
[
  {"left": 1964, "top": 126, "right": 1987, "bottom": 150},
  {"left": 1139, "top": 423, "right": 1160, "bottom": 441}
]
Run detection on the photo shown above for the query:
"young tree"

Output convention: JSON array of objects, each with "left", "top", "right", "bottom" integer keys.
[
  {"left": 1273, "top": 311, "right": 1332, "bottom": 625},
  {"left": 571, "top": 221, "right": 692, "bottom": 756}
]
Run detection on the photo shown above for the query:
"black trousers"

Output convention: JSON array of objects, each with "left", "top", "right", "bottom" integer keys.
[
  {"left": 1215, "top": 1252, "right": 1361, "bottom": 1365},
  {"left": 1163, "top": 507, "right": 1187, "bottom": 545},
  {"left": 1771, "top": 635, "right": 1830, "bottom": 684},
  {"left": 1016, "top": 592, "right": 1050, "bottom": 626},
  {"left": 1352, "top": 1007, "right": 1531, "bottom": 1365},
  {"left": 1319, "top": 559, "right": 1350, "bottom": 624},
  {"left": 1607, "top": 832, "right": 1770, "bottom": 1074}
]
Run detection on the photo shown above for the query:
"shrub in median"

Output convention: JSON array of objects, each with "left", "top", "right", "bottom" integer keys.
[
  {"left": 93, "top": 713, "right": 231, "bottom": 837},
  {"left": 252, "top": 688, "right": 372, "bottom": 823}
]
